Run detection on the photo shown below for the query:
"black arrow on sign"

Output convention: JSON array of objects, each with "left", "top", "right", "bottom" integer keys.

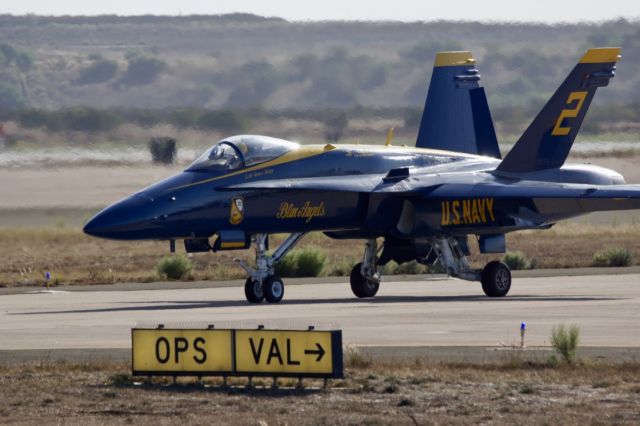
[{"left": 304, "top": 343, "right": 325, "bottom": 362}]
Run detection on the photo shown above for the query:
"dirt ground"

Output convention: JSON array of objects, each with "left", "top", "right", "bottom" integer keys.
[
  {"left": 2, "top": 224, "right": 640, "bottom": 287},
  {"left": 0, "top": 360, "right": 639, "bottom": 425}
]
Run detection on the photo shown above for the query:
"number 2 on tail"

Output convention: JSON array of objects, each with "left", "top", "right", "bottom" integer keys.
[{"left": 551, "top": 91, "right": 588, "bottom": 136}]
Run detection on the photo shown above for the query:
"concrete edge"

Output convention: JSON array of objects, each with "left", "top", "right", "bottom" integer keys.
[{"left": 3, "top": 266, "right": 640, "bottom": 295}]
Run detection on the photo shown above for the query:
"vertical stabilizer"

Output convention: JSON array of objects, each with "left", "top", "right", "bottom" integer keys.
[
  {"left": 497, "top": 47, "right": 621, "bottom": 174},
  {"left": 416, "top": 51, "right": 500, "bottom": 158}
]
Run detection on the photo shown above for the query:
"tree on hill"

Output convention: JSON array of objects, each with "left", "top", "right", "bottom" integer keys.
[
  {"left": 15, "top": 51, "right": 34, "bottom": 72},
  {"left": 0, "top": 82, "right": 27, "bottom": 109},
  {"left": 0, "top": 43, "right": 17, "bottom": 66},
  {"left": 400, "top": 40, "right": 464, "bottom": 64},
  {"left": 117, "top": 51, "right": 166, "bottom": 87},
  {"left": 298, "top": 49, "right": 388, "bottom": 107},
  {"left": 75, "top": 54, "right": 118, "bottom": 85},
  {"left": 225, "top": 61, "right": 284, "bottom": 108}
]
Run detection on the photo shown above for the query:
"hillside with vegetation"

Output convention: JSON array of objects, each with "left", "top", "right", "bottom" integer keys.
[{"left": 0, "top": 14, "right": 638, "bottom": 142}]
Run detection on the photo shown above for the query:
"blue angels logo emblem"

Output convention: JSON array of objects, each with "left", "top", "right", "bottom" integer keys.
[{"left": 229, "top": 196, "right": 245, "bottom": 225}]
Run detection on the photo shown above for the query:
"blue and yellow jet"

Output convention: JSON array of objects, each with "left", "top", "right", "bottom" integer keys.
[{"left": 85, "top": 47, "right": 637, "bottom": 303}]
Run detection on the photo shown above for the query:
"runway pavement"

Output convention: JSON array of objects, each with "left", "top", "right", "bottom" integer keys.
[{"left": 1, "top": 274, "right": 639, "bottom": 353}]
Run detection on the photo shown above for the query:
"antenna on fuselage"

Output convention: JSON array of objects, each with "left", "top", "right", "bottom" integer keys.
[{"left": 385, "top": 127, "right": 395, "bottom": 146}]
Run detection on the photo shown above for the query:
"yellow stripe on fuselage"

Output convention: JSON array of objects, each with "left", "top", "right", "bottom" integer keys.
[
  {"left": 174, "top": 144, "right": 335, "bottom": 189},
  {"left": 579, "top": 47, "right": 621, "bottom": 64},
  {"left": 176, "top": 143, "right": 481, "bottom": 190},
  {"left": 220, "top": 241, "right": 247, "bottom": 248}
]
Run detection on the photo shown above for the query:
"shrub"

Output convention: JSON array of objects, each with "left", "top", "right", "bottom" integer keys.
[
  {"left": 156, "top": 255, "right": 192, "bottom": 280},
  {"left": 398, "top": 398, "right": 414, "bottom": 407},
  {"left": 502, "top": 251, "right": 530, "bottom": 270},
  {"left": 109, "top": 373, "right": 131, "bottom": 386},
  {"left": 550, "top": 324, "right": 580, "bottom": 364},
  {"left": 149, "top": 137, "right": 177, "bottom": 164},
  {"left": 343, "top": 345, "right": 371, "bottom": 368},
  {"left": 295, "top": 247, "right": 326, "bottom": 277},
  {"left": 592, "top": 247, "right": 633, "bottom": 267},
  {"left": 196, "top": 110, "right": 250, "bottom": 133},
  {"left": 327, "top": 258, "right": 356, "bottom": 276},
  {"left": 274, "top": 252, "right": 298, "bottom": 277},
  {"left": 380, "top": 260, "right": 426, "bottom": 275},
  {"left": 392, "top": 260, "right": 425, "bottom": 275},
  {"left": 273, "top": 247, "right": 326, "bottom": 277},
  {"left": 426, "top": 261, "right": 446, "bottom": 274}
]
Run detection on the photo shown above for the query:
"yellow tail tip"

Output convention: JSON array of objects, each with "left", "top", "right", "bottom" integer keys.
[
  {"left": 434, "top": 51, "right": 475, "bottom": 67},
  {"left": 580, "top": 47, "right": 621, "bottom": 64}
]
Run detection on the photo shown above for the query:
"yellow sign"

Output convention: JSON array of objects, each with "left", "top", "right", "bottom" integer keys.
[
  {"left": 132, "top": 329, "right": 233, "bottom": 373},
  {"left": 131, "top": 328, "right": 343, "bottom": 378},
  {"left": 276, "top": 201, "right": 326, "bottom": 223},
  {"left": 551, "top": 91, "right": 588, "bottom": 136},
  {"left": 441, "top": 198, "right": 495, "bottom": 226},
  {"left": 235, "top": 330, "right": 334, "bottom": 375}
]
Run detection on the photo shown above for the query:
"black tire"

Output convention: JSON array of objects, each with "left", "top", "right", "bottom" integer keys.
[
  {"left": 481, "top": 261, "right": 511, "bottom": 297},
  {"left": 263, "top": 275, "right": 285, "bottom": 303},
  {"left": 244, "top": 278, "right": 264, "bottom": 303},
  {"left": 350, "top": 262, "right": 380, "bottom": 298}
]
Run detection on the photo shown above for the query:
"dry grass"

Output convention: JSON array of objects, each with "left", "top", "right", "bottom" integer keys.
[
  {"left": 502, "top": 224, "right": 640, "bottom": 270},
  {"left": 2, "top": 223, "right": 640, "bottom": 287},
  {"left": 0, "top": 359, "right": 639, "bottom": 424}
]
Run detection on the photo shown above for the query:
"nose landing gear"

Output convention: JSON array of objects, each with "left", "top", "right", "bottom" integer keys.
[{"left": 238, "top": 232, "right": 306, "bottom": 304}]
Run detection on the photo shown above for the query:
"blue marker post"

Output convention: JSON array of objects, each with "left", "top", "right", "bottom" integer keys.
[
  {"left": 520, "top": 322, "right": 526, "bottom": 348},
  {"left": 45, "top": 271, "right": 51, "bottom": 289}
]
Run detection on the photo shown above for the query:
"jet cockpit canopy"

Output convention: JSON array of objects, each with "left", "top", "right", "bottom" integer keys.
[{"left": 186, "top": 135, "right": 300, "bottom": 172}]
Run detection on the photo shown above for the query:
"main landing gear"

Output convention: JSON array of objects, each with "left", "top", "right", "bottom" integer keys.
[
  {"left": 350, "top": 239, "right": 382, "bottom": 298},
  {"left": 237, "top": 232, "right": 306, "bottom": 304},
  {"left": 347, "top": 236, "right": 511, "bottom": 299},
  {"left": 429, "top": 237, "right": 511, "bottom": 297}
]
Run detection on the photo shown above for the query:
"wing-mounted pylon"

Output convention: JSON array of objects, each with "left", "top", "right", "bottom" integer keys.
[{"left": 416, "top": 51, "right": 500, "bottom": 158}]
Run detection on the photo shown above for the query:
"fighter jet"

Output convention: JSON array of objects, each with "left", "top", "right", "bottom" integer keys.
[{"left": 85, "top": 47, "right": 637, "bottom": 304}]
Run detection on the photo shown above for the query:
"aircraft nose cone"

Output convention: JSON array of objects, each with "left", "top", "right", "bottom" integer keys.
[
  {"left": 83, "top": 195, "right": 155, "bottom": 240},
  {"left": 83, "top": 208, "right": 116, "bottom": 238}
]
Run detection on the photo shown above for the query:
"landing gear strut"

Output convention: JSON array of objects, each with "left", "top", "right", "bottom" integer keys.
[
  {"left": 429, "top": 237, "right": 511, "bottom": 297},
  {"left": 238, "top": 232, "right": 306, "bottom": 304},
  {"left": 350, "top": 239, "right": 382, "bottom": 298}
]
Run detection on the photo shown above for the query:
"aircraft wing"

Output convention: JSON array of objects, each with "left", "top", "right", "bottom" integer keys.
[
  {"left": 420, "top": 182, "right": 640, "bottom": 206},
  {"left": 218, "top": 173, "right": 640, "bottom": 212},
  {"left": 215, "top": 171, "right": 430, "bottom": 193}
]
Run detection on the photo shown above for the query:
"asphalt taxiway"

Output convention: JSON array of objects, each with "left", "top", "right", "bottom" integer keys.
[{"left": 1, "top": 273, "right": 639, "bottom": 357}]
